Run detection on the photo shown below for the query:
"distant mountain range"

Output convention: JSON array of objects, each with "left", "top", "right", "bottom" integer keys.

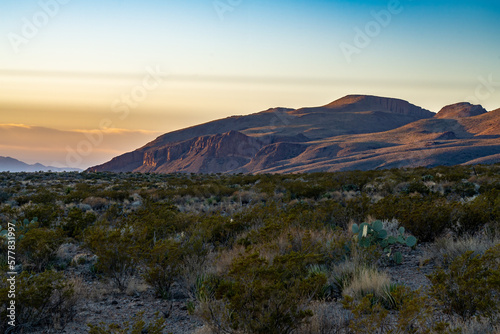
[
  {"left": 88, "top": 95, "right": 500, "bottom": 174},
  {"left": 0, "top": 157, "right": 82, "bottom": 173}
]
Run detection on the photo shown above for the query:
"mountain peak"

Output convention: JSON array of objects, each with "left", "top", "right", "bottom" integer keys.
[
  {"left": 320, "top": 94, "right": 434, "bottom": 118},
  {"left": 435, "top": 102, "right": 488, "bottom": 119},
  {"left": 87, "top": 95, "right": 500, "bottom": 174},
  {"left": 0, "top": 156, "right": 81, "bottom": 172}
]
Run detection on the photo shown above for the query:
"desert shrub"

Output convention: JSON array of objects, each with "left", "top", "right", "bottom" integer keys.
[
  {"left": 85, "top": 226, "right": 139, "bottom": 291},
  {"left": 452, "top": 180, "right": 478, "bottom": 198},
  {"left": 0, "top": 270, "right": 76, "bottom": 333},
  {"left": 453, "top": 189, "right": 500, "bottom": 235},
  {"left": 126, "top": 202, "right": 182, "bottom": 243},
  {"left": 428, "top": 244, "right": 500, "bottom": 321},
  {"left": 87, "top": 311, "right": 166, "bottom": 334},
  {"left": 323, "top": 229, "right": 351, "bottom": 265},
  {"left": 177, "top": 244, "right": 211, "bottom": 298},
  {"left": 196, "top": 215, "right": 249, "bottom": 248},
  {"left": 285, "top": 180, "right": 326, "bottom": 200},
  {"left": 343, "top": 285, "right": 448, "bottom": 334},
  {"left": 199, "top": 251, "right": 326, "bottom": 334},
  {"left": 370, "top": 195, "right": 452, "bottom": 242},
  {"left": 63, "top": 183, "right": 94, "bottom": 203},
  {"left": 320, "top": 200, "right": 350, "bottom": 229},
  {"left": 238, "top": 219, "right": 283, "bottom": 247},
  {"left": 342, "top": 294, "right": 389, "bottom": 334},
  {"left": 18, "top": 227, "right": 66, "bottom": 272},
  {"left": 101, "top": 189, "right": 129, "bottom": 201},
  {"left": 404, "top": 180, "right": 430, "bottom": 195},
  {"left": 101, "top": 203, "right": 123, "bottom": 224},
  {"left": 0, "top": 191, "right": 12, "bottom": 203},
  {"left": 344, "top": 195, "right": 371, "bottom": 224},
  {"left": 82, "top": 196, "right": 109, "bottom": 210},
  {"left": 30, "top": 189, "right": 59, "bottom": 204},
  {"left": 21, "top": 203, "right": 63, "bottom": 227},
  {"left": 284, "top": 228, "right": 333, "bottom": 259},
  {"left": 62, "top": 207, "right": 97, "bottom": 239},
  {"left": 142, "top": 239, "right": 183, "bottom": 299},
  {"left": 388, "top": 286, "right": 445, "bottom": 333}
]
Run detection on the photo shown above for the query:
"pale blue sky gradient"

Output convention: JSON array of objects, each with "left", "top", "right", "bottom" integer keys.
[{"left": 0, "top": 0, "right": 499, "bottom": 166}]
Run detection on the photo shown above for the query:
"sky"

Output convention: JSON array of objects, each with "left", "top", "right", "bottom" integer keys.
[{"left": 1, "top": 0, "right": 500, "bottom": 169}]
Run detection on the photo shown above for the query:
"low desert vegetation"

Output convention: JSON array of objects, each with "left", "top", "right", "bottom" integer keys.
[{"left": 0, "top": 164, "right": 499, "bottom": 333}]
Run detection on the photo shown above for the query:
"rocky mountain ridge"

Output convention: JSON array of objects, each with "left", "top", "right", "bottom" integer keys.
[
  {"left": 0, "top": 156, "right": 82, "bottom": 173},
  {"left": 88, "top": 95, "right": 500, "bottom": 174}
]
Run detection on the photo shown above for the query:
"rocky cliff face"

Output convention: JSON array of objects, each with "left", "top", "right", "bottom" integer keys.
[
  {"left": 87, "top": 95, "right": 500, "bottom": 174},
  {"left": 132, "top": 131, "right": 263, "bottom": 174}
]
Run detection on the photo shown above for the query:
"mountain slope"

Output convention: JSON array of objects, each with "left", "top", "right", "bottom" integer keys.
[
  {"left": 0, "top": 157, "right": 82, "bottom": 172},
  {"left": 88, "top": 96, "right": 500, "bottom": 174},
  {"left": 435, "top": 102, "right": 487, "bottom": 119}
]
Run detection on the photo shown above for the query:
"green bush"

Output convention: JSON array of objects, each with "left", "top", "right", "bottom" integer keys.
[
  {"left": 342, "top": 294, "right": 389, "bottom": 334},
  {"left": 21, "top": 203, "right": 63, "bottom": 228},
  {"left": 342, "top": 286, "right": 449, "bottom": 334},
  {"left": 30, "top": 189, "right": 59, "bottom": 204},
  {"left": 454, "top": 189, "right": 500, "bottom": 235},
  {"left": 370, "top": 195, "right": 452, "bottom": 242},
  {"left": 126, "top": 203, "right": 182, "bottom": 243},
  {"left": 199, "top": 251, "right": 326, "bottom": 334},
  {"left": 428, "top": 244, "right": 500, "bottom": 321},
  {"left": 195, "top": 215, "right": 248, "bottom": 248},
  {"left": 85, "top": 226, "right": 139, "bottom": 291},
  {"left": 18, "top": 227, "right": 66, "bottom": 272},
  {"left": 142, "top": 239, "right": 183, "bottom": 299},
  {"left": 0, "top": 270, "right": 76, "bottom": 333},
  {"left": 404, "top": 180, "right": 430, "bottom": 195},
  {"left": 63, "top": 207, "right": 97, "bottom": 239}
]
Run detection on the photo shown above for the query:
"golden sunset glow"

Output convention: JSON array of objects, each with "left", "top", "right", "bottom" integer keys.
[{"left": 1, "top": 0, "right": 499, "bottom": 169}]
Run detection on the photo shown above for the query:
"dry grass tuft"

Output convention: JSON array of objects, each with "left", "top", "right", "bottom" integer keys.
[
  {"left": 297, "top": 301, "right": 351, "bottom": 334},
  {"left": 421, "top": 233, "right": 500, "bottom": 267},
  {"left": 343, "top": 266, "right": 391, "bottom": 300},
  {"left": 126, "top": 277, "right": 150, "bottom": 296},
  {"left": 447, "top": 314, "right": 500, "bottom": 334}
]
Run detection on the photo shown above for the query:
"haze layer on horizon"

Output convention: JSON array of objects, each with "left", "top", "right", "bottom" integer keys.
[{"left": 1, "top": 0, "right": 499, "bottom": 168}]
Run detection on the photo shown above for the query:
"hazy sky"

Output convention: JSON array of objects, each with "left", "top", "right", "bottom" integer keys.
[{"left": 1, "top": 0, "right": 500, "bottom": 168}]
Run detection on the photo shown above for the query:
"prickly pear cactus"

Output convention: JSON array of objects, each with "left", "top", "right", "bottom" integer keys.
[
  {"left": 350, "top": 220, "right": 418, "bottom": 265},
  {"left": 393, "top": 251, "right": 403, "bottom": 264}
]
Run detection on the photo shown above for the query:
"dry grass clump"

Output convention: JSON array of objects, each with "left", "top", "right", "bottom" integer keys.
[
  {"left": 421, "top": 233, "right": 500, "bottom": 267},
  {"left": 86, "top": 280, "right": 117, "bottom": 302},
  {"left": 447, "top": 315, "right": 500, "bottom": 334},
  {"left": 125, "top": 277, "right": 150, "bottom": 296},
  {"left": 297, "top": 301, "right": 351, "bottom": 334},
  {"left": 342, "top": 266, "right": 391, "bottom": 301}
]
